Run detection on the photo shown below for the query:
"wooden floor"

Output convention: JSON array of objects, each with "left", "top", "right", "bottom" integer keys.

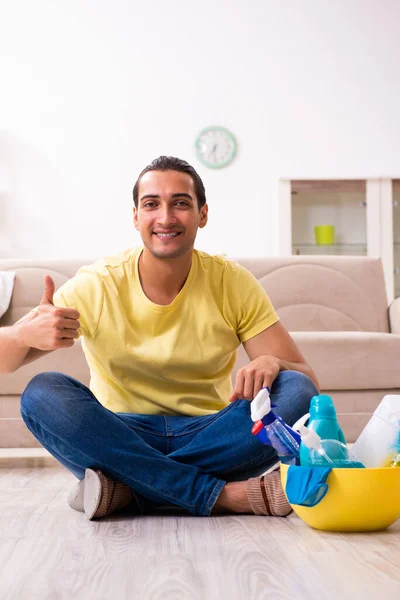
[{"left": 1, "top": 466, "right": 400, "bottom": 600}]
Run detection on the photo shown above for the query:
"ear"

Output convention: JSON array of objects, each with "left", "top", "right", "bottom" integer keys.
[
  {"left": 133, "top": 206, "right": 140, "bottom": 231},
  {"left": 198, "top": 203, "right": 208, "bottom": 229}
]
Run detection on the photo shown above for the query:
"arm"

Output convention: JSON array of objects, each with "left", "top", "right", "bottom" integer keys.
[
  {"left": 0, "top": 276, "right": 80, "bottom": 374},
  {"left": 0, "top": 322, "right": 32, "bottom": 374},
  {"left": 230, "top": 321, "right": 320, "bottom": 401},
  {"left": 0, "top": 330, "right": 55, "bottom": 374}
]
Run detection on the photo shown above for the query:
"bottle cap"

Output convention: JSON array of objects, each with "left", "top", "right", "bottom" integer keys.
[{"left": 309, "top": 394, "right": 337, "bottom": 420}]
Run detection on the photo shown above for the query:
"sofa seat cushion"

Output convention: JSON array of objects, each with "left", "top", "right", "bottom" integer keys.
[
  {"left": 0, "top": 340, "right": 90, "bottom": 395},
  {"left": 292, "top": 331, "right": 400, "bottom": 390}
]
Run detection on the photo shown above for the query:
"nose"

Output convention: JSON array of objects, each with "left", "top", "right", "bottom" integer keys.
[{"left": 157, "top": 205, "right": 177, "bottom": 226}]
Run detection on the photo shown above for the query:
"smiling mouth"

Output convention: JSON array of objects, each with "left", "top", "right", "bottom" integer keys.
[{"left": 153, "top": 232, "right": 182, "bottom": 239}]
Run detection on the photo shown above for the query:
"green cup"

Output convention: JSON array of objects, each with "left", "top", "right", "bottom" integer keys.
[{"left": 314, "top": 225, "right": 335, "bottom": 245}]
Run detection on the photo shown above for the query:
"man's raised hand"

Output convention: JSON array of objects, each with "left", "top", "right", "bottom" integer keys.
[
  {"left": 16, "top": 275, "right": 81, "bottom": 351},
  {"left": 40, "top": 275, "right": 56, "bottom": 306}
]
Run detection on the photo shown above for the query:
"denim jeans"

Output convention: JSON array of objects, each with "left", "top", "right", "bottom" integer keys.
[{"left": 20, "top": 370, "right": 317, "bottom": 516}]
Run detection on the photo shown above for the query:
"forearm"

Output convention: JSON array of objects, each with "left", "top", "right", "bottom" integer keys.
[
  {"left": 278, "top": 358, "right": 320, "bottom": 393},
  {"left": 0, "top": 324, "right": 31, "bottom": 373}
]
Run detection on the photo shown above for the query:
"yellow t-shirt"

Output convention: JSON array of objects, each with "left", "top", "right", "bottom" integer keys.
[{"left": 53, "top": 247, "right": 279, "bottom": 416}]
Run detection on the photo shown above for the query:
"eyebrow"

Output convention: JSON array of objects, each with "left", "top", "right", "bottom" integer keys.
[{"left": 139, "top": 193, "right": 194, "bottom": 203}]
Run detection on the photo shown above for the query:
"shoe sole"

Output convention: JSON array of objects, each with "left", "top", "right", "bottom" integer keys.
[
  {"left": 84, "top": 468, "right": 103, "bottom": 520},
  {"left": 67, "top": 479, "right": 85, "bottom": 512}
]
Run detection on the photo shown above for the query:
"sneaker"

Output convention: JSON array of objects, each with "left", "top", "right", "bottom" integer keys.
[
  {"left": 67, "top": 478, "right": 85, "bottom": 512},
  {"left": 67, "top": 468, "right": 136, "bottom": 520}
]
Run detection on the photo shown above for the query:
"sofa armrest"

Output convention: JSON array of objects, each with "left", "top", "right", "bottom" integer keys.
[{"left": 389, "top": 297, "right": 400, "bottom": 334}]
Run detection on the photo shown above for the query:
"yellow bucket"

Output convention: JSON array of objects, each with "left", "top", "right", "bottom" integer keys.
[
  {"left": 314, "top": 224, "right": 335, "bottom": 245},
  {"left": 280, "top": 463, "right": 400, "bottom": 532}
]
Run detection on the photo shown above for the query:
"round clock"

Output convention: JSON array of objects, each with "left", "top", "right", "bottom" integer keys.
[{"left": 195, "top": 126, "right": 237, "bottom": 169}]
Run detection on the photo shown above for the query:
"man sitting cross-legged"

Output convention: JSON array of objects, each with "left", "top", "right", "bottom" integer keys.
[{"left": 0, "top": 156, "right": 319, "bottom": 519}]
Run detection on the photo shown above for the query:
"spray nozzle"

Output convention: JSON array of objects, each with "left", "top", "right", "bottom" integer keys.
[
  {"left": 299, "top": 426, "right": 334, "bottom": 464},
  {"left": 299, "top": 425, "right": 323, "bottom": 451},
  {"left": 250, "top": 387, "right": 271, "bottom": 422},
  {"left": 292, "top": 413, "right": 310, "bottom": 432}
]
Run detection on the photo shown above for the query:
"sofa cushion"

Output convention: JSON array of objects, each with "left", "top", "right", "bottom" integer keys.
[
  {"left": 292, "top": 331, "right": 400, "bottom": 390},
  {"left": 235, "top": 256, "right": 389, "bottom": 333}
]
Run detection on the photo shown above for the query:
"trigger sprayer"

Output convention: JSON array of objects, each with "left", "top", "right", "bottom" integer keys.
[{"left": 250, "top": 387, "right": 302, "bottom": 465}]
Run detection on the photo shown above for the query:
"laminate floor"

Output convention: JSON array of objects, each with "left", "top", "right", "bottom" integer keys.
[{"left": 0, "top": 466, "right": 399, "bottom": 600}]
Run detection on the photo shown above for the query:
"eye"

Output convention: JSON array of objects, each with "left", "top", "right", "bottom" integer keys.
[
  {"left": 176, "top": 201, "right": 189, "bottom": 207},
  {"left": 143, "top": 201, "right": 157, "bottom": 208}
]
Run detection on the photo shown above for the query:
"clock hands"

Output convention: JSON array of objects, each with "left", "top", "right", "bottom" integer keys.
[{"left": 209, "top": 144, "right": 218, "bottom": 161}]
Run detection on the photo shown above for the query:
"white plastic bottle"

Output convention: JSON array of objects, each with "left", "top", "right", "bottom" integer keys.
[{"left": 351, "top": 395, "right": 400, "bottom": 468}]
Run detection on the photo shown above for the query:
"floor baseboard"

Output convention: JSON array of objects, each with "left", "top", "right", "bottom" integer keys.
[{"left": 0, "top": 448, "right": 61, "bottom": 468}]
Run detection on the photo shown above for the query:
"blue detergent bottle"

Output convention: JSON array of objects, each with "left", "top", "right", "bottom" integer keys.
[{"left": 299, "top": 394, "right": 346, "bottom": 467}]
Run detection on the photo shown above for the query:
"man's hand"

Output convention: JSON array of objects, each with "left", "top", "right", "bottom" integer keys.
[
  {"left": 229, "top": 355, "right": 280, "bottom": 402},
  {"left": 15, "top": 275, "right": 81, "bottom": 351}
]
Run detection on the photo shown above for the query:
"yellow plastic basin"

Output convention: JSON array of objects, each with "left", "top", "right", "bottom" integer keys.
[{"left": 280, "top": 463, "right": 400, "bottom": 532}]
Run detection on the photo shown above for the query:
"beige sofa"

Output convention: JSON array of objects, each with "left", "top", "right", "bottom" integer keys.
[{"left": 1, "top": 254, "right": 399, "bottom": 448}]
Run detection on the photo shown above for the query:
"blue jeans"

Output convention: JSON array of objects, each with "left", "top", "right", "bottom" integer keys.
[{"left": 20, "top": 370, "right": 317, "bottom": 516}]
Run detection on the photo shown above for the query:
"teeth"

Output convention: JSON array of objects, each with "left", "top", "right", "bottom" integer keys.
[{"left": 156, "top": 233, "right": 179, "bottom": 238}]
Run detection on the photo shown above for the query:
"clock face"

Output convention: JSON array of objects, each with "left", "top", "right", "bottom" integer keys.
[{"left": 195, "top": 126, "right": 237, "bottom": 169}]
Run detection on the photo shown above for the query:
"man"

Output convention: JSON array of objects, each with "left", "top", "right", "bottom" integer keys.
[{"left": 1, "top": 156, "right": 319, "bottom": 520}]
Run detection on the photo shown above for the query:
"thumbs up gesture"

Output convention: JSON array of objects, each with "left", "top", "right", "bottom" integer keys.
[
  {"left": 16, "top": 275, "right": 81, "bottom": 351},
  {"left": 40, "top": 275, "right": 55, "bottom": 306}
]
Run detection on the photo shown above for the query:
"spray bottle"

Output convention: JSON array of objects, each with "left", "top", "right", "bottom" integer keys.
[
  {"left": 250, "top": 387, "right": 301, "bottom": 465},
  {"left": 299, "top": 426, "right": 365, "bottom": 468}
]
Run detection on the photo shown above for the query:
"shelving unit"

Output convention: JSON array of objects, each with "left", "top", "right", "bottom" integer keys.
[
  {"left": 292, "top": 243, "right": 367, "bottom": 256},
  {"left": 279, "top": 178, "right": 399, "bottom": 302}
]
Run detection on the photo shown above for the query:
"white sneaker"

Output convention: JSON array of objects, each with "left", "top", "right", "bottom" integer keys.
[
  {"left": 67, "top": 478, "right": 85, "bottom": 512},
  {"left": 67, "top": 468, "right": 136, "bottom": 520}
]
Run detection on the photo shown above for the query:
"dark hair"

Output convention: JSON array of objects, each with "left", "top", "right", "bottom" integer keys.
[{"left": 132, "top": 156, "right": 207, "bottom": 210}]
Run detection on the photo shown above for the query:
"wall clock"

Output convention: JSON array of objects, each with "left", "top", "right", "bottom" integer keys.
[{"left": 195, "top": 126, "right": 237, "bottom": 169}]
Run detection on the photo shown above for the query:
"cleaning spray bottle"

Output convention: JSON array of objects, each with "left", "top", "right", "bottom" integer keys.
[
  {"left": 299, "top": 394, "right": 346, "bottom": 466},
  {"left": 299, "top": 426, "right": 365, "bottom": 468},
  {"left": 250, "top": 387, "right": 301, "bottom": 465}
]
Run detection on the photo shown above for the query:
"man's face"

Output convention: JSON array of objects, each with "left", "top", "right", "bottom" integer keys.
[{"left": 133, "top": 170, "right": 208, "bottom": 260}]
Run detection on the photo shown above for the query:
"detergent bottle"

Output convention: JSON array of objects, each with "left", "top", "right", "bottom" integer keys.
[
  {"left": 250, "top": 387, "right": 301, "bottom": 465},
  {"left": 299, "top": 394, "right": 346, "bottom": 467}
]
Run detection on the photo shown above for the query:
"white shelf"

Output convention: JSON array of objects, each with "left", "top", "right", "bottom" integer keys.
[{"left": 280, "top": 178, "right": 400, "bottom": 301}]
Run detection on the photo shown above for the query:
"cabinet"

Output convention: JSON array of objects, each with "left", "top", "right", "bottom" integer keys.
[{"left": 279, "top": 178, "right": 399, "bottom": 303}]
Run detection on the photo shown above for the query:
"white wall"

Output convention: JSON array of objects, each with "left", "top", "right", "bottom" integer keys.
[{"left": 1, "top": 0, "right": 400, "bottom": 259}]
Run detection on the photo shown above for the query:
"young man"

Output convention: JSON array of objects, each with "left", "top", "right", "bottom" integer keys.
[{"left": 1, "top": 156, "right": 319, "bottom": 520}]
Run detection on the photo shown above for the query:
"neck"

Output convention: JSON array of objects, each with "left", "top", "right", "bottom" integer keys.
[{"left": 138, "top": 247, "right": 194, "bottom": 304}]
